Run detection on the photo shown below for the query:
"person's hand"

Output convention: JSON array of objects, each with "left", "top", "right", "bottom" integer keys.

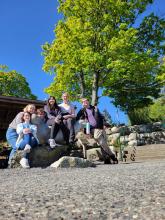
[
  {"left": 63, "top": 115, "right": 71, "bottom": 119},
  {"left": 55, "top": 115, "right": 62, "bottom": 124},
  {"left": 23, "top": 128, "right": 31, "bottom": 134}
]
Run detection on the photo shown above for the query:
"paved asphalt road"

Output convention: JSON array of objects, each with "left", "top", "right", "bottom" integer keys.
[{"left": 0, "top": 159, "right": 165, "bottom": 220}]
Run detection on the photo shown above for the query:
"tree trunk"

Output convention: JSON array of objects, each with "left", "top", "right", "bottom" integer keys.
[
  {"left": 91, "top": 71, "right": 99, "bottom": 106},
  {"left": 78, "top": 70, "right": 85, "bottom": 98}
]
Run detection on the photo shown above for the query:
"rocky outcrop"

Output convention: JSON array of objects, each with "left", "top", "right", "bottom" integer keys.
[
  {"left": 9, "top": 145, "right": 69, "bottom": 168},
  {"left": 50, "top": 156, "right": 95, "bottom": 168}
]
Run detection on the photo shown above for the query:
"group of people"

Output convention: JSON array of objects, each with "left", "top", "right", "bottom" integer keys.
[{"left": 6, "top": 92, "right": 118, "bottom": 169}]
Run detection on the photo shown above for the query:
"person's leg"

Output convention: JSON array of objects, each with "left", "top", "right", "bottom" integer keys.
[
  {"left": 30, "top": 137, "right": 38, "bottom": 148},
  {"left": 65, "top": 118, "right": 75, "bottom": 143},
  {"left": 51, "top": 123, "right": 60, "bottom": 139},
  {"left": 49, "top": 122, "right": 60, "bottom": 148},
  {"left": 18, "top": 134, "right": 32, "bottom": 159},
  {"left": 19, "top": 134, "right": 33, "bottom": 169},
  {"left": 6, "top": 128, "right": 18, "bottom": 161},
  {"left": 60, "top": 122, "right": 69, "bottom": 144},
  {"left": 94, "top": 129, "right": 118, "bottom": 163},
  {"left": 18, "top": 134, "right": 31, "bottom": 150}
]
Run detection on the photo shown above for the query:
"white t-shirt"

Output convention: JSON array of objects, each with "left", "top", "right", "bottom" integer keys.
[{"left": 59, "top": 103, "right": 75, "bottom": 116}]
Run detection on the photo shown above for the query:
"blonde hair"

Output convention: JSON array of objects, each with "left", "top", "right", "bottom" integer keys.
[
  {"left": 23, "top": 104, "right": 36, "bottom": 112},
  {"left": 81, "top": 98, "right": 88, "bottom": 102},
  {"left": 62, "top": 92, "right": 69, "bottom": 98}
]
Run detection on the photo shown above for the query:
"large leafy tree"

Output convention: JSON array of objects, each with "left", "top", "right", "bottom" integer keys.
[
  {"left": 0, "top": 65, "right": 37, "bottom": 99},
  {"left": 42, "top": 0, "right": 165, "bottom": 116}
]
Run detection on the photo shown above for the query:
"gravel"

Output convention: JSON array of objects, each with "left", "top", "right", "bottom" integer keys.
[{"left": 0, "top": 160, "right": 165, "bottom": 220}]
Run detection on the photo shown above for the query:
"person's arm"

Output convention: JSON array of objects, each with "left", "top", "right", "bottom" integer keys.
[
  {"left": 59, "top": 105, "right": 73, "bottom": 119},
  {"left": 14, "top": 112, "right": 24, "bottom": 125},
  {"left": 44, "top": 105, "right": 55, "bottom": 119},
  {"left": 76, "top": 109, "right": 83, "bottom": 121},
  {"left": 30, "top": 124, "right": 37, "bottom": 133},
  {"left": 16, "top": 123, "right": 24, "bottom": 134}
]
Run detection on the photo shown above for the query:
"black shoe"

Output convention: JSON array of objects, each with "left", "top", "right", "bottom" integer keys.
[
  {"left": 110, "top": 154, "right": 118, "bottom": 164},
  {"left": 104, "top": 158, "right": 111, "bottom": 164},
  {"left": 69, "top": 140, "right": 76, "bottom": 146}
]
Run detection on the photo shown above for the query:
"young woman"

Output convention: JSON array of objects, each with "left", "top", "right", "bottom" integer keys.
[
  {"left": 59, "top": 92, "right": 76, "bottom": 144},
  {"left": 44, "top": 96, "right": 69, "bottom": 147},
  {"left": 6, "top": 104, "right": 36, "bottom": 165},
  {"left": 16, "top": 112, "right": 39, "bottom": 168}
]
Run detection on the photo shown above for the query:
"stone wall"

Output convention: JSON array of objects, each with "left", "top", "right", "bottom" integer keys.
[{"left": 106, "top": 122, "right": 165, "bottom": 147}]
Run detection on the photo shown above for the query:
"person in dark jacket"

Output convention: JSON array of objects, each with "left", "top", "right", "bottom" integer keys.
[
  {"left": 76, "top": 98, "right": 118, "bottom": 164},
  {"left": 44, "top": 96, "right": 69, "bottom": 148}
]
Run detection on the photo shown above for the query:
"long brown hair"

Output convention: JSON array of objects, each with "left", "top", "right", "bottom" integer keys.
[{"left": 47, "top": 96, "right": 59, "bottom": 110}]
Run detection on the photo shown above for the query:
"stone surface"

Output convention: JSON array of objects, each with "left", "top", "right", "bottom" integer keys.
[
  {"left": 0, "top": 159, "right": 165, "bottom": 219},
  {"left": 86, "top": 148, "right": 103, "bottom": 161},
  {"left": 9, "top": 145, "right": 69, "bottom": 168},
  {"left": 50, "top": 156, "right": 95, "bottom": 168}
]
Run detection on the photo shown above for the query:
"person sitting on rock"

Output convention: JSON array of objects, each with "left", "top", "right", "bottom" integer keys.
[
  {"left": 59, "top": 92, "right": 76, "bottom": 145},
  {"left": 44, "top": 96, "right": 69, "bottom": 148},
  {"left": 6, "top": 104, "right": 36, "bottom": 166},
  {"left": 76, "top": 98, "right": 118, "bottom": 164},
  {"left": 16, "top": 112, "right": 39, "bottom": 168}
]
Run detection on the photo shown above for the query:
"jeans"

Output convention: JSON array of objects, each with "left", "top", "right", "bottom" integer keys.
[
  {"left": 6, "top": 128, "right": 18, "bottom": 160},
  {"left": 17, "top": 134, "right": 38, "bottom": 158},
  {"left": 6, "top": 128, "right": 37, "bottom": 160}
]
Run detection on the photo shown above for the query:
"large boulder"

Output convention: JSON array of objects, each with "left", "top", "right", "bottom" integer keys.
[
  {"left": 9, "top": 145, "right": 69, "bottom": 168},
  {"left": 50, "top": 156, "right": 95, "bottom": 168}
]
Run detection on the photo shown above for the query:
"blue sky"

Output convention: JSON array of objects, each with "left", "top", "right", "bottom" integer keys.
[{"left": 0, "top": 0, "right": 164, "bottom": 124}]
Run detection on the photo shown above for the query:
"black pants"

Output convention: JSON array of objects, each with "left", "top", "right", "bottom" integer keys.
[
  {"left": 63, "top": 118, "right": 75, "bottom": 143},
  {"left": 50, "top": 122, "right": 69, "bottom": 144}
]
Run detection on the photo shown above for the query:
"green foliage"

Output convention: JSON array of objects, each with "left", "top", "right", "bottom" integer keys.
[
  {"left": 0, "top": 66, "right": 37, "bottom": 100},
  {"left": 42, "top": 0, "right": 165, "bottom": 110},
  {"left": 149, "top": 96, "right": 165, "bottom": 121},
  {"left": 128, "top": 107, "right": 152, "bottom": 125}
]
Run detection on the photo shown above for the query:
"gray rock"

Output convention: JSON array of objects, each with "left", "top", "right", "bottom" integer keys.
[
  {"left": 111, "top": 126, "right": 121, "bottom": 134},
  {"left": 86, "top": 148, "right": 103, "bottom": 161},
  {"left": 50, "top": 156, "right": 95, "bottom": 168},
  {"left": 9, "top": 145, "right": 69, "bottom": 168},
  {"left": 128, "top": 133, "right": 138, "bottom": 141}
]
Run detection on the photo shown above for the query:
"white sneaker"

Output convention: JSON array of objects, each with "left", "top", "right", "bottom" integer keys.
[
  {"left": 20, "top": 158, "right": 30, "bottom": 169},
  {"left": 24, "top": 144, "right": 31, "bottom": 153},
  {"left": 49, "top": 139, "right": 57, "bottom": 148}
]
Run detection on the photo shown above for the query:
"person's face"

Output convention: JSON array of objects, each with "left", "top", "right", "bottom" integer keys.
[
  {"left": 28, "top": 105, "right": 36, "bottom": 114},
  {"left": 82, "top": 99, "right": 89, "bottom": 108},
  {"left": 37, "top": 112, "right": 45, "bottom": 119},
  {"left": 62, "top": 94, "right": 69, "bottom": 102},
  {"left": 23, "top": 113, "right": 30, "bottom": 122},
  {"left": 49, "top": 97, "right": 56, "bottom": 105}
]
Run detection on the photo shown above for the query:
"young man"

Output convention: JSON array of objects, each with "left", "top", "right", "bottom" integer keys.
[{"left": 76, "top": 98, "right": 118, "bottom": 164}]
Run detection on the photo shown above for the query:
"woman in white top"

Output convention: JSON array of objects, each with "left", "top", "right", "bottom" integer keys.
[
  {"left": 16, "top": 112, "right": 39, "bottom": 168},
  {"left": 6, "top": 104, "right": 36, "bottom": 165},
  {"left": 59, "top": 92, "right": 76, "bottom": 144}
]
